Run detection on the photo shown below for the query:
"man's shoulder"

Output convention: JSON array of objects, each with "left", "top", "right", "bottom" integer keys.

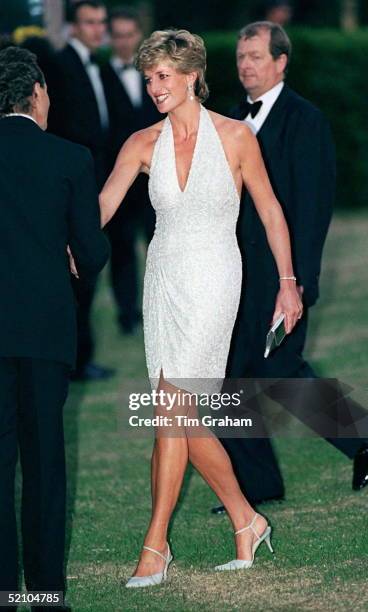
[
  {"left": 283, "top": 85, "right": 325, "bottom": 123},
  {"left": 55, "top": 44, "right": 81, "bottom": 71},
  {"left": 43, "top": 131, "right": 92, "bottom": 164},
  {"left": 100, "top": 61, "right": 121, "bottom": 90},
  {"left": 56, "top": 43, "right": 74, "bottom": 60}
]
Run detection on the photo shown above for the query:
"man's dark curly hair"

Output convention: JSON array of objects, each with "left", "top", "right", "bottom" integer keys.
[{"left": 0, "top": 46, "right": 45, "bottom": 116}]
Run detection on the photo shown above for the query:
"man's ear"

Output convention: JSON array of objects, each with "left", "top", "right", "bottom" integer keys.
[
  {"left": 277, "top": 53, "right": 288, "bottom": 75},
  {"left": 30, "top": 82, "right": 44, "bottom": 112},
  {"left": 31, "top": 82, "right": 41, "bottom": 106},
  {"left": 33, "top": 82, "right": 42, "bottom": 97}
]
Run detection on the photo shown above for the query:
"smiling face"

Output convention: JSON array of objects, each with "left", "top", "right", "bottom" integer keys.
[
  {"left": 236, "top": 29, "right": 287, "bottom": 99},
  {"left": 144, "top": 61, "right": 196, "bottom": 113}
]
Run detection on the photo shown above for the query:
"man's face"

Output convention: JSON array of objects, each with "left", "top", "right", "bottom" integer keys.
[
  {"left": 110, "top": 18, "right": 142, "bottom": 60},
  {"left": 72, "top": 6, "right": 107, "bottom": 51},
  {"left": 236, "top": 30, "right": 286, "bottom": 99}
]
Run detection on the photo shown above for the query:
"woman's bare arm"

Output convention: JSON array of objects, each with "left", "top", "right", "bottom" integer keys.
[
  {"left": 99, "top": 131, "right": 146, "bottom": 228},
  {"left": 236, "top": 123, "right": 303, "bottom": 332}
]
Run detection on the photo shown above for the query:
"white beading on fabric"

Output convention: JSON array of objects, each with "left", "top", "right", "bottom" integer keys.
[{"left": 144, "top": 105, "right": 242, "bottom": 393}]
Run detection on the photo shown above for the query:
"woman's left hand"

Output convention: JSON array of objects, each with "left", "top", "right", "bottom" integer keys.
[{"left": 272, "top": 283, "right": 303, "bottom": 334}]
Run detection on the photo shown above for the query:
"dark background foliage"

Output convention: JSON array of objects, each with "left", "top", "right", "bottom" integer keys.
[{"left": 2, "top": 0, "right": 368, "bottom": 31}]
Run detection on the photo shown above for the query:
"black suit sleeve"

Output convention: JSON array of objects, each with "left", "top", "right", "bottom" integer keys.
[
  {"left": 290, "top": 109, "right": 335, "bottom": 306},
  {"left": 67, "top": 148, "right": 110, "bottom": 278}
]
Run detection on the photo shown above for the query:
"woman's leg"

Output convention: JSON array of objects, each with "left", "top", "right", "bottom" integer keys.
[
  {"left": 133, "top": 374, "right": 190, "bottom": 577},
  {"left": 186, "top": 404, "right": 268, "bottom": 560},
  {"left": 133, "top": 378, "right": 268, "bottom": 577}
]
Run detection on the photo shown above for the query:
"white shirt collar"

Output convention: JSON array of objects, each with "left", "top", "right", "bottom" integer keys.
[
  {"left": 244, "top": 80, "right": 284, "bottom": 134},
  {"left": 69, "top": 37, "right": 92, "bottom": 65},
  {"left": 4, "top": 113, "right": 39, "bottom": 126},
  {"left": 247, "top": 80, "right": 284, "bottom": 105}
]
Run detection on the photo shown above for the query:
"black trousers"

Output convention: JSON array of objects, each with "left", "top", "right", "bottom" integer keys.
[
  {"left": 0, "top": 357, "right": 69, "bottom": 594},
  {"left": 106, "top": 175, "right": 155, "bottom": 329},
  {"left": 72, "top": 274, "right": 97, "bottom": 372},
  {"left": 223, "top": 298, "right": 367, "bottom": 502}
]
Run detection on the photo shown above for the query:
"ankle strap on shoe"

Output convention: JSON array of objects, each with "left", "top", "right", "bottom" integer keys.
[
  {"left": 235, "top": 513, "right": 260, "bottom": 538},
  {"left": 143, "top": 545, "right": 168, "bottom": 562}
]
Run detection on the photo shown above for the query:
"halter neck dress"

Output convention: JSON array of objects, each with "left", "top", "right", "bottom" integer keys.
[{"left": 145, "top": 105, "right": 242, "bottom": 393}]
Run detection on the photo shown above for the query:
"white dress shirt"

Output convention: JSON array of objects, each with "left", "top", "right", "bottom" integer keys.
[
  {"left": 4, "top": 113, "right": 38, "bottom": 125},
  {"left": 110, "top": 55, "right": 142, "bottom": 108},
  {"left": 69, "top": 37, "right": 109, "bottom": 129},
  {"left": 244, "top": 81, "right": 284, "bottom": 134}
]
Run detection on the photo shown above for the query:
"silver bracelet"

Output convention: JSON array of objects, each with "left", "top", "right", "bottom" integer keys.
[{"left": 279, "top": 275, "right": 297, "bottom": 281}]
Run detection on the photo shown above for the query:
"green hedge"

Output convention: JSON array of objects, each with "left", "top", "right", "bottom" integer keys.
[{"left": 202, "top": 28, "right": 368, "bottom": 209}]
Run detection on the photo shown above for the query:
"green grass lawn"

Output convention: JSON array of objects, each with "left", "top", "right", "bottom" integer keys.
[{"left": 20, "top": 212, "right": 368, "bottom": 611}]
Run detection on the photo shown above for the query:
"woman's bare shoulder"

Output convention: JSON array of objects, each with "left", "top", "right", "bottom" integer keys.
[
  {"left": 127, "top": 119, "right": 166, "bottom": 149},
  {"left": 114, "top": 118, "right": 166, "bottom": 172},
  {"left": 206, "top": 109, "right": 254, "bottom": 143}
]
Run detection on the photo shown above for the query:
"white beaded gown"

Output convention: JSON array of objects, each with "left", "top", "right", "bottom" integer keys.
[{"left": 144, "top": 105, "right": 242, "bottom": 393}]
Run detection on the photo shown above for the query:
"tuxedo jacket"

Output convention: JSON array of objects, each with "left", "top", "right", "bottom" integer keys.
[
  {"left": 231, "top": 84, "right": 335, "bottom": 310},
  {"left": 0, "top": 117, "right": 110, "bottom": 367},
  {"left": 47, "top": 44, "right": 109, "bottom": 188},
  {"left": 102, "top": 62, "right": 161, "bottom": 171}
]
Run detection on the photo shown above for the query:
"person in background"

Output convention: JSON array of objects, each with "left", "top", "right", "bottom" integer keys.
[
  {"left": 211, "top": 21, "right": 368, "bottom": 515},
  {"left": 48, "top": 0, "right": 115, "bottom": 381},
  {"left": 102, "top": 7, "right": 160, "bottom": 334},
  {"left": 264, "top": 0, "right": 293, "bottom": 26},
  {"left": 0, "top": 46, "right": 109, "bottom": 611}
]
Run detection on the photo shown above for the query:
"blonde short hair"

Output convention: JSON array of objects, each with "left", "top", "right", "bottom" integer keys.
[{"left": 136, "top": 29, "right": 209, "bottom": 102}]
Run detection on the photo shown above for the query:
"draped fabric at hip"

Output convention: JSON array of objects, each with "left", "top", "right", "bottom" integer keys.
[{"left": 144, "top": 105, "right": 242, "bottom": 393}]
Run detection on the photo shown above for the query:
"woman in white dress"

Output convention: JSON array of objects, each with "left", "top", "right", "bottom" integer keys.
[{"left": 100, "top": 29, "right": 302, "bottom": 587}]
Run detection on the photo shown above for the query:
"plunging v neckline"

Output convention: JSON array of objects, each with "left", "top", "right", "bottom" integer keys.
[{"left": 167, "top": 105, "right": 203, "bottom": 195}]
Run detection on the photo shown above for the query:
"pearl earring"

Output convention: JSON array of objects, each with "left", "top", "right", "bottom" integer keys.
[{"left": 188, "top": 83, "right": 194, "bottom": 101}]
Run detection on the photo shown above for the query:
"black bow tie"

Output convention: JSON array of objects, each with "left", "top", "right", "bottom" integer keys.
[{"left": 240, "top": 100, "right": 263, "bottom": 120}]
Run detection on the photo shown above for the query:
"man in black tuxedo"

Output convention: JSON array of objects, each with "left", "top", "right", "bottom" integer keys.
[
  {"left": 102, "top": 7, "right": 160, "bottom": 334},
  {"left": 48, "top": 0, "right": 113, "bottom": 380},
  {"left": 0, "top": 47, "right": 109, "bottom": 610},
  {"left": 213, "top": 22, "right": 368, "bottom": 513}
]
